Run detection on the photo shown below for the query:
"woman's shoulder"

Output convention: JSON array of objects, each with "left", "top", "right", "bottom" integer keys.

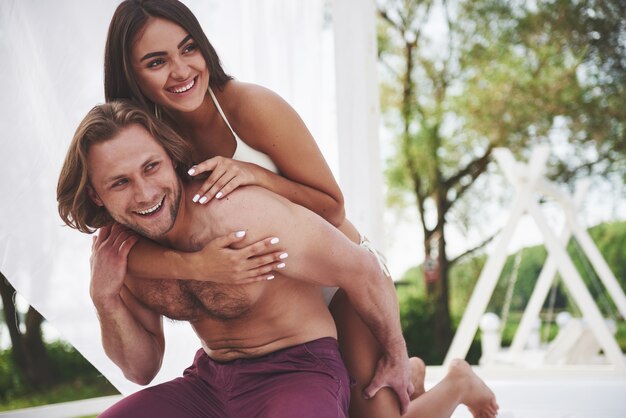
[
  {"left": 218, "top": 81, "right": 295, "bottom": 147},
  {"left": 220, "top": 81, "right": 288, "bottom": 116}
]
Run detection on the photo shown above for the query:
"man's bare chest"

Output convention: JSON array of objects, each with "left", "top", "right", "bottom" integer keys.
[{"left": 126, "top": 277, "right": 255, "bottom": 322}]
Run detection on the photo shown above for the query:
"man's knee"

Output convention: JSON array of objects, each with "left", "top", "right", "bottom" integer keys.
[
  {"left": 99, "top": 380, "right": 221, "bottom": 418},
  {"left": 99, "top": 390, "right": 166, "bottom": 418},
  {"left": 256, "top": 379, "right": 349, "bottom": 418}
]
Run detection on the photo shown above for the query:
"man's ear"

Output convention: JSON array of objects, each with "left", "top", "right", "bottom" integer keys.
[{"left": 86, "top": 185, "right": 104, "bottom": 207}]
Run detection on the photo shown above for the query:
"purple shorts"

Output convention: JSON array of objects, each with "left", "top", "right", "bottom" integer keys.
[{"left": 99, "top": 337, "right": 350, "bottom": 418}]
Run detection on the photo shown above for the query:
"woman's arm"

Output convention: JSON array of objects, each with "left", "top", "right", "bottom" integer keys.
[
  {"left": 191, "top": 82, "right": 346, "bottom": 227},
  {"left": 125, "top": 231, "right": 287, "bottom": 283}
]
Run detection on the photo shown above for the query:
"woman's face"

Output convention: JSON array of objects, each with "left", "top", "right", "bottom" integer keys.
[{"left": 131, "top": 18, "right": 209, "bottom": 114}]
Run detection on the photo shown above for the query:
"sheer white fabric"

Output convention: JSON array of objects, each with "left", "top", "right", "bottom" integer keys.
[
  {"left": 332, "top": 0, "right": 383, "bottom": 244},
  {"left": 0, "top": 0, "right": 381, "bottom": 395}
]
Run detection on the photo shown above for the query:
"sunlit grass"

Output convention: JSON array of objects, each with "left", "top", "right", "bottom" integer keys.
[{"left": 0, "top": 378, "right": 118, "bottom": 412}]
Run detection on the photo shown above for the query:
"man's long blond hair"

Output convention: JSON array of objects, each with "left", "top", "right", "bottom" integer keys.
[{"left": 57, "top": 100, "right": 194, "bottom": 233}]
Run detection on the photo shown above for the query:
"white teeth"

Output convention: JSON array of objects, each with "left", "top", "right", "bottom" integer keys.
[
  {"left": 135, "top": 197, "right": 163, "bottom": 215},
  {"left": 170, "top": 78, "right": 195, "bottom": 93}
]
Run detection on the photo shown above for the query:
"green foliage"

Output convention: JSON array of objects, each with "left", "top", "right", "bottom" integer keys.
[
  {"left": 617, "top": 321, "right": 626, "bottom": 351},
  {"left": 398, "top": 282, "right": 440, "bottom": 363},
  {"left": 485, "top": 245, "right": 555, "bottom": 317},
  {"left": 399, "top": 220, "right": 626, "bottom": 356},
  {"left": 382, "top": 0, "right": 625, "bottom": 205},
  {"left": 449, "top": 254, "right": 487, "bottom": 321},
  {"left": 566, "top": 221, "right": 626, "bottom": 317},
  {"left": 0, "top": 381, "right": 116, "bottom": 413},
  {"left": 0, "top": 350, "right": 28, "bottom": 400},
  {"left": 477, "top": 220, "right": 626, "bottom": 318},
  {"left": 398, "top": 265, "right": 481, "bottom": 364},
  {"left": 587, "top": 221, "right": 626, "bottom": 288},
  {"left": 46, "top": 341, "right": 109, "bottom": 383},
  {"left": 0, "top": 342, "right": 117, "bottom": 410}
]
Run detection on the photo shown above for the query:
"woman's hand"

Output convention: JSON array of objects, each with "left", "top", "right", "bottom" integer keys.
[
  {"left": 89, "top": 223, "right": 139, "bottom": 310},
  {"left": 188, "top": 156, "right": 262, "bottom": 204},
  {"left": 186, "top": 231, "right": 288, "bottom": 284}
]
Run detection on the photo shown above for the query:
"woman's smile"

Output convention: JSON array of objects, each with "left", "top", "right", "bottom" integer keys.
[{"left": 167, "top": 76, "right": 197, "bottom": 94}]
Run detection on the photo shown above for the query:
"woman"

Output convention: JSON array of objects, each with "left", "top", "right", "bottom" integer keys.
[{"left": 99, "top": 1, "right": 498, "bottom": 417}]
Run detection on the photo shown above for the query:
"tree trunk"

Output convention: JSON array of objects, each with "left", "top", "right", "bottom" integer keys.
[
  {"left": 23, "top": 307, "right": 55, "bottom": 387},
  {"left": 0, "top": 272, "right": 27, "bottom": 369},
  {"left": 0, "top": 271, "right": 55, "bottom": 388},
  {"left": 423, "top": 224, "right": 453, "bottom": 359}
]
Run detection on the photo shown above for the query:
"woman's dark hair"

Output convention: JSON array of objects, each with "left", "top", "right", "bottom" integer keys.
[{"left": 104, "top": 0, "right": 232, "bottom": 109}]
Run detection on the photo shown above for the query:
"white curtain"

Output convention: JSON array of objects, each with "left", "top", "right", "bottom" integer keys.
[{"left": 0, "top": 0, "right": 381, "bottom": 395}]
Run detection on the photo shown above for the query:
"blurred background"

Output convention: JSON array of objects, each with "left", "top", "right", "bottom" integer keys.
[{"left": 0, "top": 0, "right": 624, "bottom": 415}]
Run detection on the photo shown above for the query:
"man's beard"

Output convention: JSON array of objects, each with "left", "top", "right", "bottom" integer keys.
[{"left": 117, "top": 185, "right": 181, "bottom": 240}]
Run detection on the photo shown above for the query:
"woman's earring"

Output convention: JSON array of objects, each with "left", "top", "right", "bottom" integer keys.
[{"left": 154, "top": 103, "right": 162, "bottom": 120}]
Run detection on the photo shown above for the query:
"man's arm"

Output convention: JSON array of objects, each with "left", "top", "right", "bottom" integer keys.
[
  {"left": 90, "top": 224, "right": 165, "bottom": 385},
  {"left": 209, "top": 186, "right": 413, "bottom": 412}
]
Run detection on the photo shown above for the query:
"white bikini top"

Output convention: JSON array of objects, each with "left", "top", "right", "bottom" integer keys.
[{"left": 208, "top": 88, "right": 279, "bottom": 174}]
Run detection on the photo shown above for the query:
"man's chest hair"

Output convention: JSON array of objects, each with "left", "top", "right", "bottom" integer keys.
[{"left": 128, "top": 277, "right": 253, "bottom": 322}]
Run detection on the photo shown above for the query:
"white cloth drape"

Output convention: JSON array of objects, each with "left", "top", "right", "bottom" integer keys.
[
  {"left": 0, "top": 0, "right": 382, "bottom": 395},
  {"left": 333, "top": 0, "right": 383, "bottom": 244}
]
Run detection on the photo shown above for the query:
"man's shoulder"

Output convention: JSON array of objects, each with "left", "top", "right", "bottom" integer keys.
[
  {"left": 214, "top": 186, "right": 286, "bottom": 206},
  {"left": 196, "top": 186, "right": 298, "bottom": 248},
  {"left": 203, "top": 186, "right": 291, "bottom": 222}
]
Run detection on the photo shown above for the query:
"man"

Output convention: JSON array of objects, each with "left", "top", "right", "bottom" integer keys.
[{"left": 57, "top": 101, "right": 412, "bottom": 417}]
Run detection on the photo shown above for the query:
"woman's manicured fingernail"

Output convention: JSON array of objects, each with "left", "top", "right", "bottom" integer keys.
[
  {"left": 270, "top": 237, "right": 279, "bottom": 245},
  {"left": 266, "top": 275, "right": 275, "bottom": 281},
  {"left": 199, "top": 196, "right": 208, "bottom": 204},
  {"left": 235, "top": 230, "right": 246, "bottom": 238},
  {"left": 192, "top": 194, "right": 200, "bottom": 203},
  {"left": 277, "top": 263, "right": 286, "bottom": 269},
  {"left": 216, "top": 192, "right": 223, "bottom": 199},
  {"left": 188, "top": 168, "right": 196, "bottom": 176},
  {"left": 279, "top": 253, "right": 288, "bottom": 260}
]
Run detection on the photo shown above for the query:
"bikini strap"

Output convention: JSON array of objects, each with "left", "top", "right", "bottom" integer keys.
[{"left": 208, "top": 87, "right": 238, "bottom": 139}]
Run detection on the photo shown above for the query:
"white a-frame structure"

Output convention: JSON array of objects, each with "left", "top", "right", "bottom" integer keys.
[{"left": 444, "top": 146, "right": 626, "bottom": 370}]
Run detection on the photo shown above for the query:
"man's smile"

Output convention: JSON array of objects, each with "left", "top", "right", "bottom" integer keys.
[{"left": 133, "top": 195, "right": 165, "bottom": 217}]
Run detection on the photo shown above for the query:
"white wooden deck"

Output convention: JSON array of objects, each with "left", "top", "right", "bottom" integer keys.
[
  {"left": 3, "top": 368, "right": 625, "bottom": 417},
  {"left": 428, "top": 366, "right": 626, "bottom": 418}
]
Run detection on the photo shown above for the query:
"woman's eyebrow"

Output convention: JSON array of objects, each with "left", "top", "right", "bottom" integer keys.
[
  {"left": 177, "top": 34, "right": 192, "bottom": 49},
  {"left": 140, "top": 51, "right": 166, "bottom": 62},
  {"left": 139, "top": 35, "right": 193, "bottom": 62}
]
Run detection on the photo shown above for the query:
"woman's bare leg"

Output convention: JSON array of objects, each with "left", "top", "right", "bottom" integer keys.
[
  {"left": 330, "top": 290, "right": 498, "bottom": 418},
  {"left": 331, "top": 220, "right": 497, "bottom": 417},
  {"left": 409, "top": 357, "right": 427, "bottom": 399},
  {"left": 331, "top": 219, "right": 424, "bottom": 417},
  {"left": 329, "top": 289, "right": 413, "bottom": 417},
  {"left": 406, "top": 359, "right": 499, "bottom": 418}
]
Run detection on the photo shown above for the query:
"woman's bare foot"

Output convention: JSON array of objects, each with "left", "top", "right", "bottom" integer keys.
[
  {"left": 448, "top": 359, "right": 499, "bottom": 418},
  {"left": 409, "top": 357, "right": 426, "bottom": 400}
]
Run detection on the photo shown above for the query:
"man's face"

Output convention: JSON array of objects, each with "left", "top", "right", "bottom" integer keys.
[{"left": 87, "top": 124, "right": 181, "bottom": 240}]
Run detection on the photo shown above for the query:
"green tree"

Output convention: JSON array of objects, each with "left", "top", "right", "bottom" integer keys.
[
  {"left": 378, "top": 0, "right": 626, "bottom": 354},
  {"left": 0, "top": 272, "right": 55, "bottom": 389}
]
